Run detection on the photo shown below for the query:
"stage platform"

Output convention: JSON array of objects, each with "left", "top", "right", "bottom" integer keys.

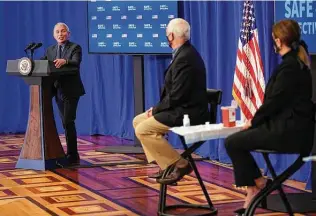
[{"left": 0, "top": 134, "right": 313, "bottom": 216}]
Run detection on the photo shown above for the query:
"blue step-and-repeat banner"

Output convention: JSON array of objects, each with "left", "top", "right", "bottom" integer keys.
[
  {"left": 88, "top": 1, "right": 178, "bottom": 54},
  {"left": 275, "top": 0, "right": 316, "bottom": 54}
]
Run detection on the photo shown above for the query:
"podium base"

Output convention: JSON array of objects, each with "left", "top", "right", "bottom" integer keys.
[
  {"left": 259, "top": 193, "right": 316, "bottom": 213},
  {"left": 15, "top": 157, "right": 67, "bottom": 170}
]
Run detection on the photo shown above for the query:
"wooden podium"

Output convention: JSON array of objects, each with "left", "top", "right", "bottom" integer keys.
[{"left": 6, "top": 59, "right": 78, "bottom": 170}]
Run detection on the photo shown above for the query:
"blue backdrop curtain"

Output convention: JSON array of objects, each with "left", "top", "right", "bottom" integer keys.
[
  {"left": 0, "top": 1, "right": 313, "bottom": 189},
  {"left": 0, "top": 1, "right": 135, "bottom": 138}
]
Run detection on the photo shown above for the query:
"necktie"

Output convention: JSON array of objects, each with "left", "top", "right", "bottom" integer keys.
[{"left": 56, "top": 45, "right": 62, "bottom": 59}]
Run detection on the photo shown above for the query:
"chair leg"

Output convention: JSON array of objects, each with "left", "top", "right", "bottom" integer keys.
[
  {"left": 246, "top": 154, "right": 304, "bottom": 216},
  {"left": 187, "top": 154, "right": 214, "bottom": 208},
  {"left": 180, "top": 137, "right": 214, "bottom": 209},
  {"left": 157, "top": 137, "right": 217, "bottom": 216},
  {"left": 262, "top": 153, "right": 294, "bottom": 215},
  {"left": 158, "top": 183, "right": 167, "bottom": 213},
  {"left": 158, "top": 165, "right": 175, "bottom": 215}
]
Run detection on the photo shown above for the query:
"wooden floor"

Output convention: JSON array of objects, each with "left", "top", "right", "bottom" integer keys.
[{"left": 0, "top": 134, "right": 314, "bottom": 216}]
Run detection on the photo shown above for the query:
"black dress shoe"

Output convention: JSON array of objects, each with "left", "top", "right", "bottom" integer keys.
[
  {"left": 149, "top": 166, "right": 176, "bottom": 179},
  {"left": 148, "top": 169, "right": 165, "bottom": 179},
  {"left": 67, "top": 154, "right": 80, "bottom": 165},
  {"left": 156, "top": 162, "right": 192, "bottom": 185}
]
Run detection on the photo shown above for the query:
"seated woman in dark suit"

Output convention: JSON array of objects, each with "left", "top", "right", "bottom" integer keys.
[{"left": 225, "top": 19, "right": 314, "bottom": 215}]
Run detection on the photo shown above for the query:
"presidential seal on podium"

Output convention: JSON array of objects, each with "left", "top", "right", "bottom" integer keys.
[{"left": 18, "top": 57, "right": 33, "bottom": 76}]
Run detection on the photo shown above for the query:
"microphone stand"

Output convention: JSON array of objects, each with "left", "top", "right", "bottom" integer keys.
[
  {"left": 30, "top": 48, "right": 35, "bottom": 60},
  {"left": 24, "top": 50, "right": 30, "bottom": 59}
]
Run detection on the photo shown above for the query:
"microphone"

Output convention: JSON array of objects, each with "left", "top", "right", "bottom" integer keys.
[
  {"left": 30, "top": 43, "right": 42, "bottom": 51},
  {"left": 24, "top": 42, "right": 35, "bottom": 51}
]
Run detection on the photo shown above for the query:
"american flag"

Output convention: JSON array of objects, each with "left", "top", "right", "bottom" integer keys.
[{"left": 232, "top": 0, "right": 265, "bottom": 121}]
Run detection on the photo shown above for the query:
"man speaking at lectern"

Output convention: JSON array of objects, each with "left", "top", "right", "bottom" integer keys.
[{"left": 42, "top": 22, "right": 85, "bottom": 165}]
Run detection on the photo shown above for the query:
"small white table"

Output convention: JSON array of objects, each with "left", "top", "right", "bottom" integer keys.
[
  {"left": 171, "top": 121, "right": 316, "bottom": 214},
  {"left": 170, "top": 121, "right": 245, "bottom": 144}
]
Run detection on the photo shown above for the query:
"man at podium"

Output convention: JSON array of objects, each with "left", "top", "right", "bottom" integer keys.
[{"left": 41, "top": 22, "right": 85, "bottom": 165}]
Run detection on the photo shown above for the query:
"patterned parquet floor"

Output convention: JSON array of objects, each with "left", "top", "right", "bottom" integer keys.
[{"left": 0, "top": 134, "right": 314, "bottom": 215}]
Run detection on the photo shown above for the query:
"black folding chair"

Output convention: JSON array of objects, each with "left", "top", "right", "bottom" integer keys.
[
  {"left": 245, "top": 104, "right": 316, "bottom": 216},
  {"left": 243, "top": 150, "right": 311, "bottom": 216},
  {"left": 158, "top": 89, "right": 222, "bottom": 216}
]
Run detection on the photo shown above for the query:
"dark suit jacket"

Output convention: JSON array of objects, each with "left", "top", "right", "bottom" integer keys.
[
  {"left": 42, "top": 41, "right": 85, "bottom": 98},
  {"left": 251, "top": 50, "right": 315, "bottom": 153},
  {"left": 152, "top": 41, "right": 209, "bottom": 127}
]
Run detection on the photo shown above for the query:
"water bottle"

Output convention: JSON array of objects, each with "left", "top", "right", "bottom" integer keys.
[{"left": 183, "top": 114, "right": 190, "bottom": 127}]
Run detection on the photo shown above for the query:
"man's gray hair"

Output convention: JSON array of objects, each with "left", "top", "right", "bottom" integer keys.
[
  {"left": 167, "top": 18, "right": 190, "bottom": 40},
  {"left": 54, "top": 22, "right": 70, "bottom": 32}
]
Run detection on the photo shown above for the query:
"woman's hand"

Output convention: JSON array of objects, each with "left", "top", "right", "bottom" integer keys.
[{"left": 243, "top": 120, "right": 252, "bottom": 130}]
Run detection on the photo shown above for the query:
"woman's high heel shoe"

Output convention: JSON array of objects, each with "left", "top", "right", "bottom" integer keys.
[
  {"left": 234, "top": 208, "right": 245, "bottom": 216},
  {"left": 259, "top": 178, "right": 272, "bottom": 208},
  {"left": 234, "top": 179, "right": 272, "bottom": 215}
]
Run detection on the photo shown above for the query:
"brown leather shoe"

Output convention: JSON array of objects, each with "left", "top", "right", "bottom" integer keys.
[
  {"left": 148, "top": 166, "right": 175, "bottom": 179},
  {"left": 156, "top": 160, "right": 193, "bottom": 185},
  {"left": 148, "top": 169, "right": 164, "bottom": 179}
]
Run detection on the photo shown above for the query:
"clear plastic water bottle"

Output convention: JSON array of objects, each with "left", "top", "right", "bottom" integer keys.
[{"left": 183, "top": 114, "right": 190, "bottom": 127}]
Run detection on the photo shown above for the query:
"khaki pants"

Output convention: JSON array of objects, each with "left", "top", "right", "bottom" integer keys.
[{"left": 133, "top": 112, "right": 181, "bottom": 170}]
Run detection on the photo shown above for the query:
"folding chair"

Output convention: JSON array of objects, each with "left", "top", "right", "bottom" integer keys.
[
  {"left": 244, "top": 151, "right": 309, "bottom": 216},
  {"left": 157, "top": 89, "right": 222, "bottom": 216}
]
